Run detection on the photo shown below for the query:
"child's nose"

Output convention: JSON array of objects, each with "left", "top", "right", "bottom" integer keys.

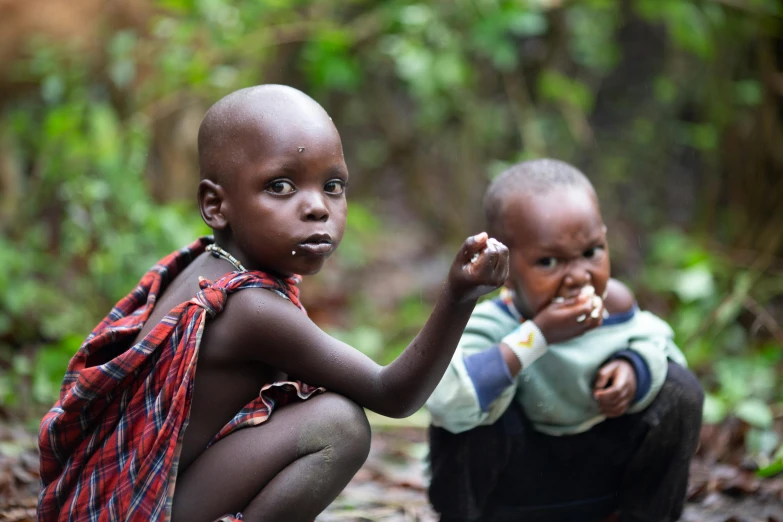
[
  {"left": 563, "top": 267, "right": 591, "bottom": 288},
  {"left": 302, "top": 191, "right": 329, "bottom": 221}
]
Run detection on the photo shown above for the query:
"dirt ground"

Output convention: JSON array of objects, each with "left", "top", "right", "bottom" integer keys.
[
  {"left": 2, "top": 414, "right": 782, "bottom": 522},
  {"left": 321, "top": 423, "right": 783, "bottom": 522}
]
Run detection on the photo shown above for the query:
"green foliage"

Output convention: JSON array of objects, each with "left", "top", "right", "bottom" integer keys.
[
  {"left": 0, "top": 43, "right": 208, "bottom": 408},
  {"left": 1, "top": 1, "right": 781, "bottom": 478},
  {"left": 639, "top": 228, "right": 783, "bottom": 473}
]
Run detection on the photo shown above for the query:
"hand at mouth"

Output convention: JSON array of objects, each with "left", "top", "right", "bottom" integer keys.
[{"left": 553, "top": 285, "right": 595, "bottom": 303}]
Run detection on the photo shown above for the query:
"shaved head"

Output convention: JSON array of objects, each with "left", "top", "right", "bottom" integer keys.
[
  {"left": 484, "top": 158, "right": 595, "bottom": 242},
  {"left": 198, "top": 85, "right": 337, "bottom": 186}
]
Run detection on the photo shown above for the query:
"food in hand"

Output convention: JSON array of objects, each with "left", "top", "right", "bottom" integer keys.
[{"left": 470, "top": 237, "right": 504, "bottom": 263}]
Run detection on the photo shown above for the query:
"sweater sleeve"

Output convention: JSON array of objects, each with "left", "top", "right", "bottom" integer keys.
[
  {"left": 463, "top": 346, "right": 515, "bottom": 411},
  {"left": 611, "top": 349, "right": 651, "bottom": 404},
  {"left": 426, "top": 303, "right": 519, "bottom": 434},
  {"left": 624, "top": 311, "right": 688, "bottom": 414}
]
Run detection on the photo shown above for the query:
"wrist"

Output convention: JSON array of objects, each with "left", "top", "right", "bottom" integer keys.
[
  {"left": 501, "top": 321, "right": 548, "bottom": 370},
  {"left": 441, "top": 279, "right": 479, "bottom": 307},
  {"left": 530, "top": 315, "right": 559, "bottom": 344}
]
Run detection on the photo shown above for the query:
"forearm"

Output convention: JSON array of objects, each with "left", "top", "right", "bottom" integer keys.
[{"left": 374, "top": 283, "right": 478, "bottom": 417}]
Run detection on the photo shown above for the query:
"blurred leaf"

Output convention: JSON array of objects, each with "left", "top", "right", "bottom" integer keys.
[
  {"left": 673, "top": 265, "right": 715, "bottom": 302},
  {"left": 745, "top": 427, "right": 779, "bottom": 456},
  {"left": 734, "top": 398, "right": 773, "bottom": 429},
  {"left": 679, "top": 123, "right": 718, "bottom": 151},
  {"left": 654, "top": 77, "right": 677, "bottom": 104},
  {"left": 12, "top": 356, "right": 31, "bottom": 377},
  {"left": 301, "top": 30, "right": 362, "bottom": 91},
  {"left": 108, "top": 30, "right": 137, "bottom": 88},
  {"left": 508, "top": 12, "right": 547, "bottom": 37},
  {"left": 757, "top": 458, "right": 783, "bottom": 478},
  {"left": 734, "top": 80, "right": 762, "bottom": 107},
  {"left": 538, "top": 70, "right": 593, "bottom": 112},
  {"left": 702, "top": 393, "right": 727, "bottom": 424},
  {"left": 757, "top": 443, "right": 783, "bottom": 477}
]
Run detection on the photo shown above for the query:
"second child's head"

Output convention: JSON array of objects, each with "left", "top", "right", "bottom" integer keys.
[
  {"left": 196, "top": 85, "right": 349, "bottom": 277},
  {"left": 484, "top": 159, "right": 610, "bottom": 319}
]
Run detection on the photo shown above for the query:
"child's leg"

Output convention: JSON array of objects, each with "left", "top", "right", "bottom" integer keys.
[
  {"left": 171, "top": 392, "right": 371, "bottom": 522},
  {"left": 619, "top": 362, "right": 704, "bottom": 522},
  {"left": 428, "top": 402, "right": 526, "bottom": 521},
  {"left": 429, "top": 402, "right": 621, "bottom": 522}
]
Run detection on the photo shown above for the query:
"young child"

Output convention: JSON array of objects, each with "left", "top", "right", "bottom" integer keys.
[
  {"left": 36, "top": 85, "right": 510, "bottom": 522},
  {"left": 426, "top": 159, "right": 704, "bottom": 522}
]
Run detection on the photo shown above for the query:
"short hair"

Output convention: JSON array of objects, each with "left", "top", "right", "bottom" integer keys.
[
  {"left": 198, "top": 87, "right": 256, "bottom": 185},
  {"left": 483, "top": 158, "right": 594, "bottom": 240},
  {"left": 197, "top": 85, "right": 329, "bottom": 186}
]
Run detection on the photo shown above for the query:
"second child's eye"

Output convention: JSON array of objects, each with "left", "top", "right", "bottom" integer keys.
[
  {"left": 324, "top": 180, "right": 346, "bottom": 195},
  {"left": 537, "top": 257, "right": 558, "bottom": 269},
  {"left": 266, "top": 180, "right": 296, "bottom": 195},
  {"left": 584, "top": 246, "right": 604, "bottom": 259}
]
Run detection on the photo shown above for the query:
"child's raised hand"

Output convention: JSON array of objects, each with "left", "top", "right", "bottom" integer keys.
[
  {"left": 447, "top": 232, "right": 509, "bottom": 303},
  {"left": 532, "top": 286, "right": 605, "bottom": 344},
  {"left": 593, "top": 359, "right": 637, "bottom": 417}
]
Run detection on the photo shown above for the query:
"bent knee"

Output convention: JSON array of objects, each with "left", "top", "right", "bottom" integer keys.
[
  {"left": 299, "top": 393, "right": 371, "bottom": 463},
  {"left": 650, "top": 363, "right": 704, "bottom": 437},
  {"left": 665, "top": 363, "right": 704, "bottom": 414}
]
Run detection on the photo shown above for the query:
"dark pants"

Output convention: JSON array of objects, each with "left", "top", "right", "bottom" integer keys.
[{"left": 428, "top": 363, "right": 704, "bottom": 522}]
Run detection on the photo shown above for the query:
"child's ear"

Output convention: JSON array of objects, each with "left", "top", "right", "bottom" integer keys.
[{"left": 198, "top": 179, "right": 229, "bottom": 230}]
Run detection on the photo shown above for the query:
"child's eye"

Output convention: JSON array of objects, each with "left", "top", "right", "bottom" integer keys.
[
  {"left": 324, "top": 179, "right": 346, "bottom": 195},
  {"left": 266, "top": 180, "right": 295, "bottom": 195},
  {"left": 584, "top": 246, "right": 604, "bottom": 259},
  {"left": 537, "top": 257, "right": 558, "bottom": 269}
]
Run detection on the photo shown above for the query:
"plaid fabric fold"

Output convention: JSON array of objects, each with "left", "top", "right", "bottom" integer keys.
[{"left": 37, "top": 237, "right": 323, "bottom": 522}]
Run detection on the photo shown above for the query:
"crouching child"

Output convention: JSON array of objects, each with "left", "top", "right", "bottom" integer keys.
[{"left": 426, "top": 159, "right": 704, "bottom": 522}]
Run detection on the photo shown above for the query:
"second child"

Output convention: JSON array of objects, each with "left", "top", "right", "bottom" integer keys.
[{"left": 426, "top": 159, "right": 704, "bottom": 522}]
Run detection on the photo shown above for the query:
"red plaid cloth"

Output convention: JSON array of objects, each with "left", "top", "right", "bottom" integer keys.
[{"left": 37, "top": 237, "right": 323, "bottom": 522}]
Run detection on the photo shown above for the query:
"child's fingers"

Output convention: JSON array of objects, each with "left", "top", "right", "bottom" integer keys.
[
  {"left": 595, "top": 381, "right": 633, "bottom": 416},
  {"left": 593, "top": 364, "right": 614, "bottom": 391},
  {"left": 604, "top": 395, "right": 631, "bottom": 416},
  {"left": 495, "top": 245, "right": 510, "bottom": 283},
  {"left": 485, "top": 239, "right": 508, "bottom": 272},
  {"left": 468, "top": 238, "right": 508, "bottom": 278},
  {"left": 594, "top": 384, "right": 623, "bottom": 403},
  {"left": 598, "top": 389, "right": 628, "bottom": 409},
  {"left": 601, "top": 402, "right": 628, "bottom": 418},
  {"left": 462, "top": 232, "right": 489, "bottom": 263}
]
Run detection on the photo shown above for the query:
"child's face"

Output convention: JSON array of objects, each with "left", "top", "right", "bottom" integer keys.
[
  {"left": 224, "top": 117, "right": 349, "bottom": 277},
  {"left": 501, "top": 185, "right": 610, "bottom": 319}
]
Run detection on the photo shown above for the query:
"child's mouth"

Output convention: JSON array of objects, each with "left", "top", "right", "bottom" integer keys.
[
  {"left": 297, "top": 235, "right": 333, "bottom": 255},
  {"left": 553, "top": 285, "right": 595, "bottom": 302}
]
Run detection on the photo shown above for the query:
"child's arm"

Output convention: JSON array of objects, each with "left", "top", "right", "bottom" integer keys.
[
  {"left": 426, "top": 305, "right": 520, "bottom": 433},
  {"left": 593, "top": 279, "right": 686, "bottom": 416},
  {"left": 594, "top": 359, "right": 637, "bottom": 417},
  {"left": 591, "top": 279, "right": 639, "bottom": 417},
  {"left": 431, "top": 279, "right": 629, "bottom": 431},
  {"left": 218, "top": 233, "right": 508, "bottom": 418}
]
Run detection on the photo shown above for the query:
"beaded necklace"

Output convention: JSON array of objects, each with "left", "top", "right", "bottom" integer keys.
[{"left": 205, "top": 243, "right": 247, "bottom": 272}]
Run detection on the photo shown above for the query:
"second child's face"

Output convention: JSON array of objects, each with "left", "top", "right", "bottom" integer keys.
[
  {"left": 225, "top": 118, "right": 349, "bottom": 277},
  {"left": 502, "top": 185, "right": 610, "bottom": 319}
]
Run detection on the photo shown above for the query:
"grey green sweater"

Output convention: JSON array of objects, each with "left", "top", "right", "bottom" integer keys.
[{"left": 426, "top": 298, "right": 687, "bottom": 435}]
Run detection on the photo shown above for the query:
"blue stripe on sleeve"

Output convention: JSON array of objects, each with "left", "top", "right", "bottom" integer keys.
[
  {"left": 493, "top": 297, "right": 518, "bottom": 319},
  {"left": 463, "top": 346, "right": 515, "bottom": 412},
  {"left": 601, "top": 305, "right": 637, "bottom": 326},
  {"left": 612, "top": 349, "right": 651, "bottom": 403}
]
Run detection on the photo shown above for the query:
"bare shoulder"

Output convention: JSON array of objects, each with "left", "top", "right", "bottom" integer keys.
[
  {"left": 222, "top": 286, "right": 312, "bottom": 344},
  {"left": 604, "top": 278, "right": 636, "bottom": 315}
]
